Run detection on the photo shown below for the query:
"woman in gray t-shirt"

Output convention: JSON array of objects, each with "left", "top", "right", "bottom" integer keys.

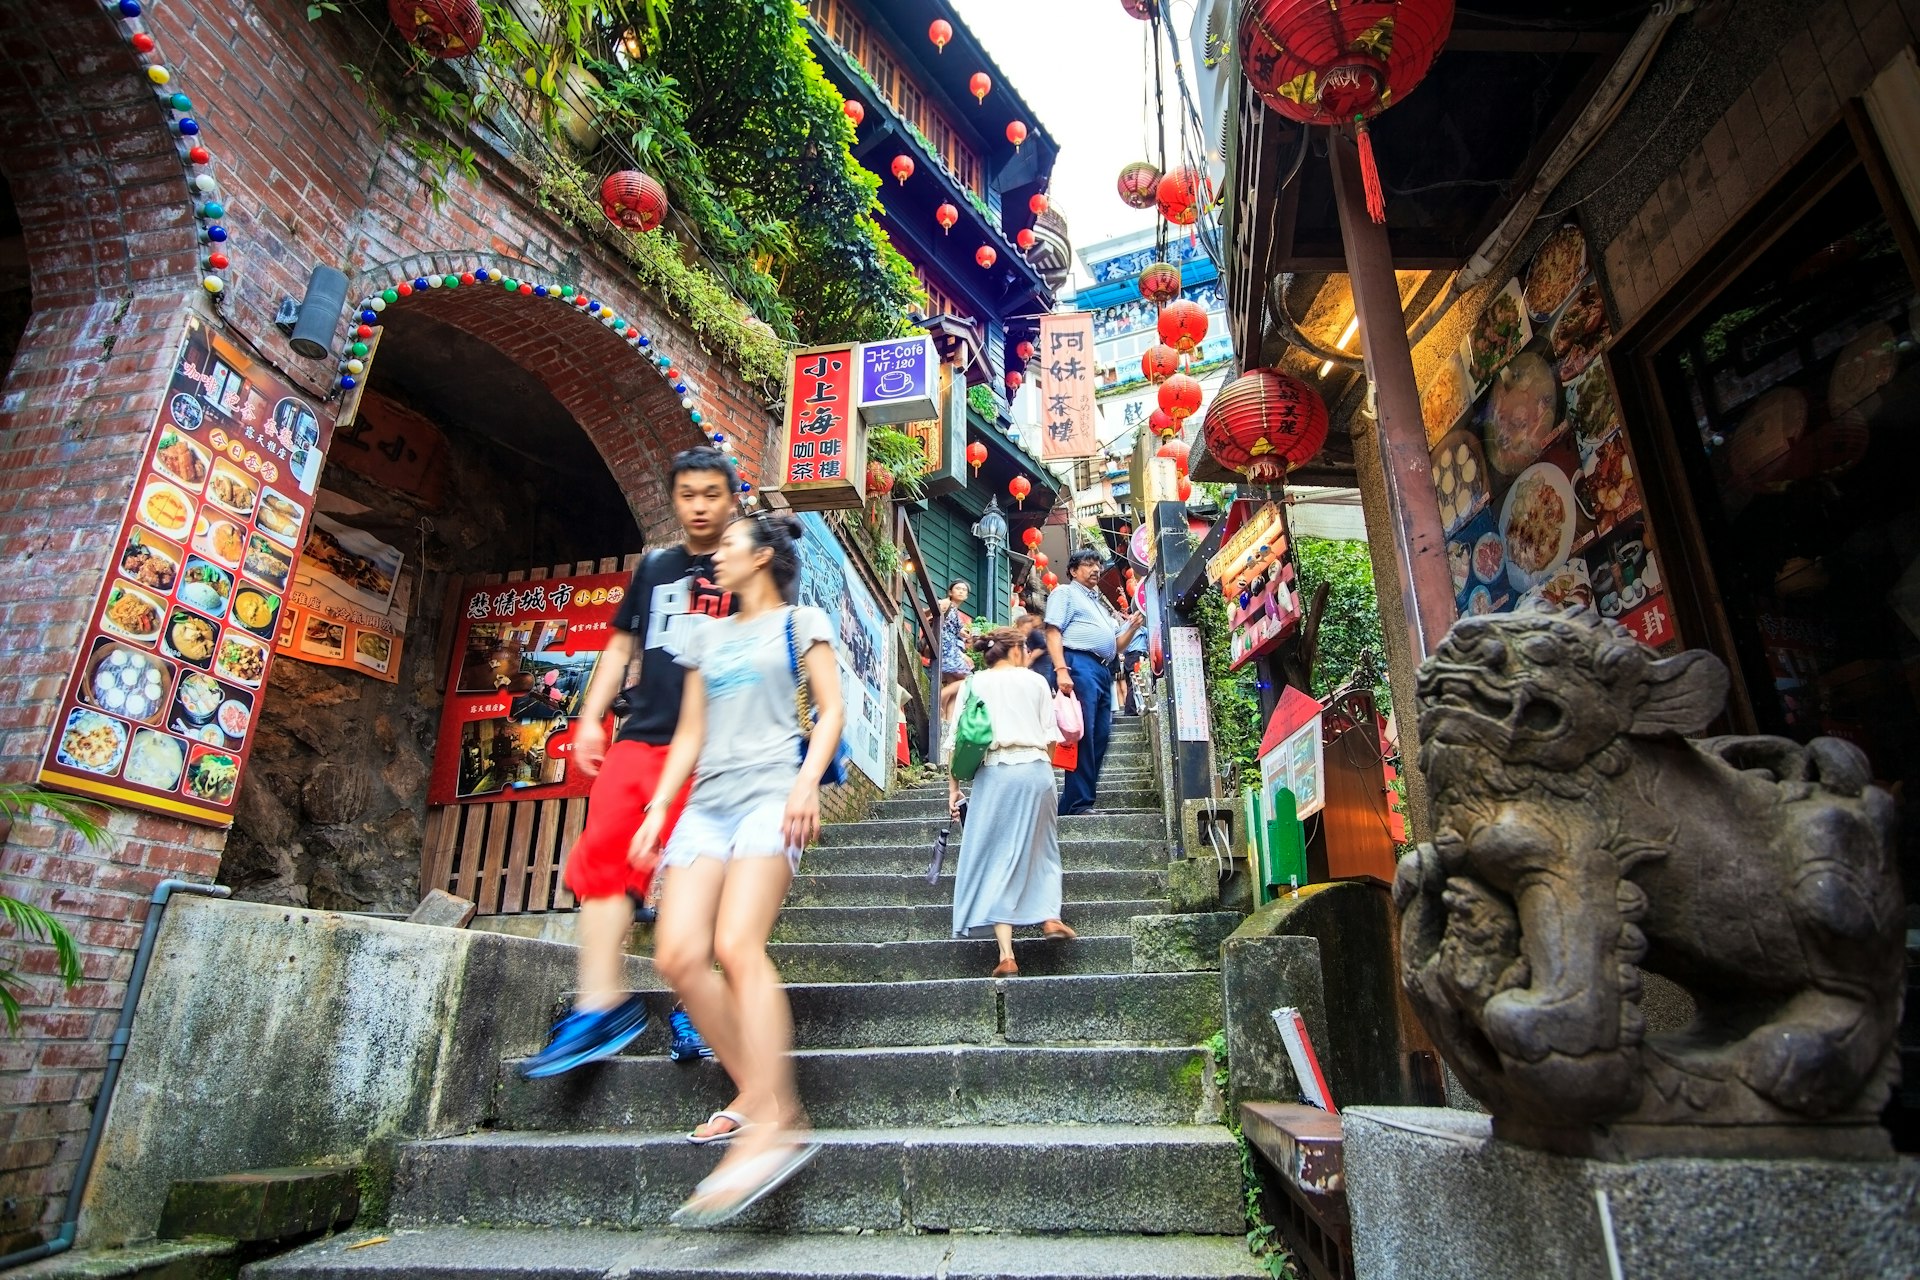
[{"left": 632, "top": 513, "right": 844, "bottom": 1227}]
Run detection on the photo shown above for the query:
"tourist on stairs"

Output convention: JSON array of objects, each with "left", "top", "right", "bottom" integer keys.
[
  {"left": 633, "top": 511, "right": 842, "bottom": 1228},
  {"left": 519, "top": 447, "right": 737, "bottom": 1080},
  {"left": 1042, "top": 549, "right": 1144, "bottom": 815},
  {"left": 947, "top": 627, "right": 1070, "bottom": 978},
  {"left": 936, "top": 577, "right": 975, "bottom": 719}
]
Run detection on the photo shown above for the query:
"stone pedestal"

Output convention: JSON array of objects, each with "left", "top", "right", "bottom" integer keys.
[{"left": 1345, "top": 1107, "right": 1920, "bottom": 1280}]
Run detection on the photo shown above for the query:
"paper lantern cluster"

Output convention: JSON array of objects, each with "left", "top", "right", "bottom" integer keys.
[
  {"left": 1158, "top": 372, "right": 1203, "bottom": 426},
  {"left": 1117, "top": 161, "right": 1161, "bottom": 209},
  {"left": 599, "top": 170, "right": 669, "bottom": 233},
  {"left": 1156, "top": 167, "right": 1211, "bottom": 226},
  {"left": 1137, "top": 261, "right": 1182, "bottom": 306},
  {"left": 1142, "top": 344, "right": 1182, "bottom": 384},
  {"left": 1202, "top": 367, "right": 1331, "bottom": 484},
  {"left": 1157, "top": 298, "right": 1210, "bottom": 353}
]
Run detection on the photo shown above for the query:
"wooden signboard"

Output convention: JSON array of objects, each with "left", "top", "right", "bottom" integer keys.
[{"left": 774, "top": 343, "right": 866, "bottom": 511}]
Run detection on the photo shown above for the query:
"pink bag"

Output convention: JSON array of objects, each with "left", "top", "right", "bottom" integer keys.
[{"left": 1055, "top": 691, "right": 1084, "bottom": 745}]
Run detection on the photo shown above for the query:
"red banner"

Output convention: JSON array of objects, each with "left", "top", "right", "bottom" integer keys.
[
  {"left": 38, "top": 314, "right": 333, "bottom": 826},
  {"left": 426, "top": 570, "right": 634, "bottom": 805},
  {"left": 776, "top": 343, "right": 865, "bottom": 510}
]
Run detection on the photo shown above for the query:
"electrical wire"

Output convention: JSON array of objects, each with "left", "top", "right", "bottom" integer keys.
[{"left": 1534, "top": 56, "right": 1704, "bottom": 222}]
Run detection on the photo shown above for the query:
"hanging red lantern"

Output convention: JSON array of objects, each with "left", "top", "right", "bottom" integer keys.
[
  {"left": 1156, "top": 436, "right": 1191, "bottom": 476},
  {"left": 936, "top": 203, "right": 959, "bottom": 235},
  {"left": 1238, "top": 0, "right": 1456, "bottom": 224},
  {"left": 1022, "top": 525, "right": 1044, "bottom": 550},
  {"left": 1157, "top": 167, "right": 1211, "bottom": 226},
  {"left": 1149, "top": 408, "right": 1179, "bottom": 439},
  {"left": 967, "top": 441, "right": 988, "bottom": 474},
  {"left": 1015, "top": 227, "right": 1036, "bottom": 251},
  {"left": 1006, "top": 369, "right": 1024, "bottom": 394},
  {"left": 929, "top": 18, "right": 953, "bottom": 51},
  {"left": 867, "top": 461, "right": 896, "bottom": 497},
  {"left": 843, "top": 99, "right": 865, "bottom": 126},
  {"left": 1043, "top": 571, "right": 1060, "bottom": 590},
  {"left": 1015, "top": 339, "right": 1037, "bottom": 363},
  {"left": 1142, "top": 344, "right": 1183, "bottom": 384},
  {"left": 970, "top": 72, "right": 992, "bottom": 103},
  {"left": 1202, "top": 366, "right": 1332, "bottom": 484},
  {"left": 890, "top": 154, "right": 915, "bottom": 185},
  {"left": 1137, "top": 261, "right": 1182, "bottom": 306},
  {"left": 1177, "top": 476, "right": 1194, "bottom": 503},
  {"left": 599, "top": 169, "right": 669, "bottom": 233},
  {"left": 1159, "top": 371, "right": 1203, "bottom": 423},
  {"left": 1009, "top": 475, "right": 1032, "bottom": 507},
  {"left": 1033, "top": 551, "right": 1049, "bottom": 569},
  {"left": 1029, "top": 192, "right": 1050, "bottom": 216},
  {"left": 1117, "top": 161, "right": 1161, "bottom": 209},
  {"left": 976, "top": 245, "right": 998, "bottom": 269},
  {"left": 1121, "top": 0, "right": 1157, "bottom": 16},
  {"left": 388, "top": 0, "right": 482, "bottom": 59},
  {"left": 1006, "top": 120, "right": 1028, "bottom": 151},
  {"left": 1157, "top": 298, "right": 1210, "bottom": 354}
]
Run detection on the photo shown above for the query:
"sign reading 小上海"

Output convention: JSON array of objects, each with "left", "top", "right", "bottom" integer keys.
[
  {"left": 776, "top": 343, "right": 867, "bottom": 511},
  {"left": 426, "top": 571, "right": 634, "bottom": 804},
  {"left": 1038, "top": 312, "right": 1099, "bottom": 460},
  {"left": 38, "top": 314, "right": 333, "bottom": 826},
  {"left": 857, "top": 334, "right": 938, "bottom": 425}
]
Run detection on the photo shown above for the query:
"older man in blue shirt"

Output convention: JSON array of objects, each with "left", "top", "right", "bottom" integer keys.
[{"left": 1043, "top": 548, "right": 1144, "bottom": 814}]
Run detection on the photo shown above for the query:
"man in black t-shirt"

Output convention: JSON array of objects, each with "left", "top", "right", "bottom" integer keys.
[{"left": 521, "top": 447, "right": 739, "bottom": 1079}]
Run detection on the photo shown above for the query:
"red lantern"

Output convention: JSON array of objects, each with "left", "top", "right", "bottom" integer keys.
[
  {"left": 1006, "top": 369, "right": 1024, "bottom": 394},
  {"left": 1149, "top": 408, "right": 1179, "bottom": 439},
  {"left": 1239, "top": 0, "right": 1456, "bottom": 224},
  {"left": 1033, "top": 551, "right": 1049, "bottom": 569},
  {"left": 1157, "top": 298, "right": 1209, "bottom": 354},
  {"left": 843, "top": 99, "right": 865, "bottom": 126},
  {"left": 1117, "top": 161, "right": 1161, "bottom": 209},
  {"left": 1137, "top": 261, "right": 1182, "bottom": 306},
  {"left": 1202, "top": 367, "right": 1332, "bottom": 484},
  {"left": 1043, "top": 571, "right": 1060, "bottom": 590},
  {"left": 1016, "top": 227, "right": 1036, "bottom": 251},
  {"left": 929, "top": 18, "right": 953, "bottom": 51},
  {"left": 1177, "top": 476, "right": 1194, "bottom": 503},
  {"left": 970, "top": 72, "right": 992, "bottom": 103},
  {"left": 1009, "top": 475, "right": 1031, "bottom": 507},
  {"left": 1121, "top": 0, "right": 1157, "bottom": 16},
  {"left": 1159, "top": 372, "right": 1203, "bottom": 423},
  {"left": 891, "top": 154, "right": 915, "bottom": 185},
  {"left": 1029, "top": 192, "right": 1051, "bottom": 216},
  {"left": 976, "top": 245, "right": 998, "bottom": 270},
  {"left": 388, "top": 0, "right": 482, "bottom": 59},
  {"left": 599, "top": 169, "right": 669, "bottom": 233},
  {"left": 1142, "top": 344, "right": 1182, "bottom": 384},
  {"left": 936, "top": 203, "right": 959, "bottom": 235},
  {"left": 1022, "top": 526, "right": 1044, "bottom": 550},
  {"left": 1156, "top": 436, "right": 1191, "bottom": 476},
  {"left": 867, "top": 461, "right": 896, "bottom": 497},
  {"left": 1006, "top": 120, "right": 1028, "bottom": 151},
  {"left": 1157, "top": 167, "right": 1211, "bottom": 226},
  {"left": 967, "top": 441, "right": 988, "bottom": 474},
  {"left": 1015, "top": 339, "right": 1037, "bottom": 362}
]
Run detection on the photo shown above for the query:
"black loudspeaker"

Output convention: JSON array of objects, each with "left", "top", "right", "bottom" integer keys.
[{"left": 287, "top": 264, "right": 349, "bottom": 360}]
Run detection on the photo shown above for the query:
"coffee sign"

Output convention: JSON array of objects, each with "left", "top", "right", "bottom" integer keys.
[{"left": 856, "top": 334, "right": 938, "bottom": 425}]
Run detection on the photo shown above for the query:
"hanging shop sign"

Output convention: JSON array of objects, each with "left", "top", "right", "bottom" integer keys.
[
  {"left": 426, "top": 569, "right": 634, "bottom": 804},
  {"left": 38, "top": 314, "right": 332, "bottom": 826},
  {"left": 795, "top": 514, "right": 893, "bottom": 786},
  {"left": 1168, "top": 625, "right": 1211, "bottom": 742},
  {"left": 1209, "top": 499, "right": 1301, "bottom": 670},
  {"left": 857, "top": 334, "right": 939, "bottom": 425},
  {"left": 775, "top": 343, "right": 867, "bottom": 511},
  {"left": 279, "top": 509, "right": 409, "bottom": 684},
  {"left": 1258, "top": 686, "right": 1326, "bottom": 821},
  {"left": 904, "top": 364, "right": 968, "bottom": 498},
  {"left": 1038, "top": 311, "right": 1100, "bottom": 460},
  {"left": 326, "top": 388, "right": 448, "bottom": 505},
  {"left": 1418, "top": 222, "right": 1676, "bottom": 647}
]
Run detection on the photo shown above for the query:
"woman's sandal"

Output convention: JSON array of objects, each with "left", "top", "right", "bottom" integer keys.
[
  {"left": 1042, "top": 920, "right": 1077, "bottom": 940},
  {"left": 686, "top": 1109, "right": 748, "bottom": 1145},
  {"left": 670, "top": 1134, "right": 821, "bottom": 1228},
  {"left": 991, "top": 957, "right": 1019, "bottom": 978}
]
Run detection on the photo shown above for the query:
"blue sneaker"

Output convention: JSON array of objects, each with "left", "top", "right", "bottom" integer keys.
[
  {"left": 669, "top": 1004, "right": 714, "bottom": 1063},
  {"left": 519, "top": 995, "right": 651, "bottom": 1078}
]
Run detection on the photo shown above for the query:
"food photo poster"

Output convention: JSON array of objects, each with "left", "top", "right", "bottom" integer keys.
[
  {"left": 1420, "top": 223, "right": 1676, "bottom": 650},
  {"left": 279, "top": 498, "right": 409, "bottom": 683}
]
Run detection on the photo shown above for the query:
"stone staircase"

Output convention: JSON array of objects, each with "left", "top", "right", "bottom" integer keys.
[{"left": 246, "top": 718, "right": 1262, "bottom": 1279}]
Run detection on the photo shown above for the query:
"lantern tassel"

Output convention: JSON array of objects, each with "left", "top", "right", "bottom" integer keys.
[{"left": 1355, "top": 118, "right": 1386, "bottom": 225}]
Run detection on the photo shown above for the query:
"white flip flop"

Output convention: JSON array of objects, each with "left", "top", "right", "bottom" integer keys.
[
  {"left": 670, "top": 1138, "right": 821, "bottom": 1229},
  {"left": 686, "top": 1109, "right": 748, "bottom": 1146}
]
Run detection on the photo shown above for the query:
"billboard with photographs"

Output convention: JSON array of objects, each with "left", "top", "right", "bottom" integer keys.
[{"left": 1420, "top": 224, "right": 1676, "bottom": 650}]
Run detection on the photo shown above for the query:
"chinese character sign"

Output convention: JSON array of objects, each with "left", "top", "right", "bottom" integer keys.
[
  {"left": 1038, "top": 312, "right": 1099, "bottom": 460},
  {"left": 776, "top": 343, "right": 866, "bottom": 511},
  {"left": 857, "top": 334, "right": 938, "bottom": 425}
]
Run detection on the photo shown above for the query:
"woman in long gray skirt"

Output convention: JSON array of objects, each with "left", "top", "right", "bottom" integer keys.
[{"left": 946, "top": 627, "right": 1072, "bottom": 977}]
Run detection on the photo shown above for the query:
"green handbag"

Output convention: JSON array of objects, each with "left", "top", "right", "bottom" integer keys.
[{"left": 949, "top": 677, "right": 994, "bottom": 781}]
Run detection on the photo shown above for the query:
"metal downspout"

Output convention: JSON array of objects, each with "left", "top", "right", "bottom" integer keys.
[{"left": 0, "top": 879, "right": 232, "bottom": 1273}]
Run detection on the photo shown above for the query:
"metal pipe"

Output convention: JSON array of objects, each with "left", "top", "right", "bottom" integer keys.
[{"left": 0, "top": 879, "right": 232, "bottom": 1273}]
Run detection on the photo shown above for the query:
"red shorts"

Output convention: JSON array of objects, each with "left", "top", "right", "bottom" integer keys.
[{"left": 561, "top": 740, "right": 692, "bottom": 902}]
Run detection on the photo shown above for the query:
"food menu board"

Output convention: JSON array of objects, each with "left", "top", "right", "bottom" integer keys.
[
  {"left": 426, "top": 571, "right": 632, "bottom": 805},
  {"left": 1419, "top": 224, "right": 1677, "bottom": 651},
  {"left": 38, "top": 314, "right": 333, "bottom": 826}
]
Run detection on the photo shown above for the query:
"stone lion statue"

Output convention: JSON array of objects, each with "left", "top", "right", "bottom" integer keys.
[{"left": 1396, "top": 610, "right": 1904, "bottom": 1158}]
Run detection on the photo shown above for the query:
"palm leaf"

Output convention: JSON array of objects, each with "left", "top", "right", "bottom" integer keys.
[
  {"left": 0, "top": 783, "right": 110, "bottom": 848},
  {"left": 0, "top": 895, "right": 82, "bottom": 1033}
]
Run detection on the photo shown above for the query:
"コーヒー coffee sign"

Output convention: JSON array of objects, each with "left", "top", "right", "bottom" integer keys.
[{"left": 38, "top": 315, "right": 333, "bottom": 826}]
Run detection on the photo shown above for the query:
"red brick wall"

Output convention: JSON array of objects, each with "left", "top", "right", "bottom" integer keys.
[{"left": 0, "top": 0, "right": 779, "bottom": 1247}]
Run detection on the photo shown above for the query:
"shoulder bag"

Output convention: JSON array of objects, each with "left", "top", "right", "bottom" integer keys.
[
  {"left": 948, "top": 676, "right": 995, "bottom": 782},
  {"left": 787, "top": 607, "right": 851, "bottom": 786}
]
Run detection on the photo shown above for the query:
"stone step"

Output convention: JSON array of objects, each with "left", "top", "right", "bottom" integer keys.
[
  {"left": 873, "top": 793, "right": 1158, "bottom": 819},
  {"left": 803, "top": 837, "right": 1166, "bottom": 876},
  {"left": 388, "top": 1125, "right": 1245, "bottom": 1234},
  {"left": 769, "top": 898, "right": 1169, "bottom": 943},
  {"left": 244, "top": 1226, "right": 1267, "bottom": 1279},
  {"left": 495, "top": 1044, "right": 1215, "bottom": 1132},
  {"left": 816, "top": 812, "right": 1166, "bottom": 849},
  {"left": 768, "top": 934, "right": 1134, "bottom": 983},
  {"left": 788, "top": 867, "right": 1167, "bottom": 908}
]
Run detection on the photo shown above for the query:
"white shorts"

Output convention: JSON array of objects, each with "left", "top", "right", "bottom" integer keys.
[{"left": 661, "top": 794, "right": 802, "bottom": 872}]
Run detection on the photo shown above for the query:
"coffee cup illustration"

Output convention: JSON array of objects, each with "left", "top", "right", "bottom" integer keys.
[{"left": 873, "top": 368, "right": 913, "bottom": 396}]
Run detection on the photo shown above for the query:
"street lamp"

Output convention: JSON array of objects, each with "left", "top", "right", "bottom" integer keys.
[{"left": 972, "top": 496, "right": 1009, "bottom": 624}]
